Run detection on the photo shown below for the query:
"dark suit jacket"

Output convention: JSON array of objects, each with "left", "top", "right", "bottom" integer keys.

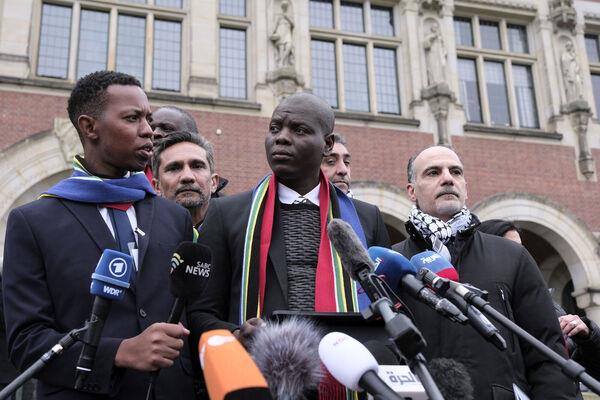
[
  {"left": 2, "top": 196, "right": 195, "bottom": 399},
  {"left": 188, "top": 186, "right": 391, "bottom": 336}
]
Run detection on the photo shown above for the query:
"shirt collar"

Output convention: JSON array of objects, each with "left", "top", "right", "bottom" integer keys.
[{"left": 277, "top": 182, "right": 321, "bottom": 206}]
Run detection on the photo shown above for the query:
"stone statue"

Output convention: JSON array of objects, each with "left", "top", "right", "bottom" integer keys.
[
  {"left": 561, "top": 41, "right": 584, "bottom": 103},
  {"left": 270, "top": 0, "right": 295, "bottom": 68},
  {"left": 423, "top": 23, "right": 447, "bottom": 86}
]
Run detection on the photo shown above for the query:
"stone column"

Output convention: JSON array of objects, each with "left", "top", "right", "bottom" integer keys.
[
  {"left": 422, "top": 83, "right": 454, "bottom": 145},
  {"left": 562, "top": 101, "right": 595, "bottom": 179}
]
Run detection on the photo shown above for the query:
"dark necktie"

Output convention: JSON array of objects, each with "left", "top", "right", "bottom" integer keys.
[{"left": 107, "top": 206, "right": 137, "bottom": 282}]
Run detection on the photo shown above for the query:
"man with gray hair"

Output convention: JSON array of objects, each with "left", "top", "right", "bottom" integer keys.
[
  {"left": 393, "top": 145, "right": 577, "bottom": 399},
  {"left": 150, "top": 106, "right": 228, "bottom": 197},
  {"left": 152, "top": 131, "right": 219, "bottom": 228}
]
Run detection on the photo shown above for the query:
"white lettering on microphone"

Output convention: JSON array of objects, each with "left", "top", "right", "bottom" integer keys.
[{"left": 185, "top": 262, "right": 211, "bottom": 278}]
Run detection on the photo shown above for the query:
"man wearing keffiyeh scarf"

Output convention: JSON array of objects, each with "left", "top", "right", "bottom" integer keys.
[{"left": 393, "top": 146, "right": 577, "bottom": 400}]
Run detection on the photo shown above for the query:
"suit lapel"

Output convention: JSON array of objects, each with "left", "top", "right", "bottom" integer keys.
[
  {"left": 134, "top": 197, "right": 154, "bottom": 270},
  {"left": 60, "top": 200, "right": 117, "bottom": 252}
]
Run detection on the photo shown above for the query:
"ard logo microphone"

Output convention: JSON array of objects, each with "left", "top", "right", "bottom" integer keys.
[{"left": 75, "top": 249, "right": 133, "bottom": 389}]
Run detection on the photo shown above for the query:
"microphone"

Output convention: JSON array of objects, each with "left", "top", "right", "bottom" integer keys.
[
  {"left": 319, "top": 332, "right": 404, "bottom": 399},
  {"left": 410, "top": 251, "right": 507, "bottom": 351},
  {"left": 145, "top": 242, "right": 213, "bottom": 400},
  {"left": 368, "top": 246, "right": 467, "bottom": 324},
  {"left": 199, "top": 330, "right": 272, "bottom": 400},
  {"left": 75, "top": 249, "right": 133, "bottom": 390},
  {"left": 428, "top": 358, "right": 474, "bottom": 400},
  {"left": 248, "top": 317, "right": 323, "bottom": 400},
  {"left": 166, "top": 242, "right": 213, "bottom": 324},
  {"left": 326, "top": 219, "right": 386, "bottom": 303}
]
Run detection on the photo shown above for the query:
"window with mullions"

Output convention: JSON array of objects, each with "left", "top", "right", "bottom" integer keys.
[
  {"left": 341, "top": 2, "right": 364, "bottom": 33},
  {"left": 77, "top": 9, "right": 109, "bottom": 79},
  {"left": 37, "top": 4, "right": 71, "bottom": 78},
  {"left": 219, "top": 27, "right": 246, "bottom": 99},
  {"left": 309, "top": 0, "right": 333, "bottom": 28},
  {"left": 37, "top": 2, "right": 182, "bottom": 91},
  {"left": 309, "top": 1, "right": 401, "bottom": 115},
  {"left": 116, "top": 15, "right": 146, "bottom": 84},
  {"left": 587, "top": 33, "right": 600, "bottom": 117},
  {"left": 311, "top": 40, "right": 338, "bottom": 107},
  {"left": 153, "top": 20, "right": 181, "bottom": 91},
  {"left": 220, "top": 0, "right": 245, "bottom": 17},
  {"left": 454, "top": 15, "right": 539, "bottom": 128}
]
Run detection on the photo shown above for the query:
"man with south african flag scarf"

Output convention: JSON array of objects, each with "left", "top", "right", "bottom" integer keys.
[
  {"left": 2, "top": 71, "right": 195, "bottom": 399},
  {"left": 187, "top": 93, "right": 390, "bottom": 397}
]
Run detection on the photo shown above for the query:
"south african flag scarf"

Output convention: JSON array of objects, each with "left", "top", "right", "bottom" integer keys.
[{"left": 238, "top": 172, "right": 370, "bottom": 324}]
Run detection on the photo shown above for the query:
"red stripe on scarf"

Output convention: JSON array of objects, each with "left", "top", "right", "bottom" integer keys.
[
  {"left": 258, "top": 175, "right": 277, "bottom": 313},
  {"left": 314, "top": 173, "right": 336, "bottom": 311}
]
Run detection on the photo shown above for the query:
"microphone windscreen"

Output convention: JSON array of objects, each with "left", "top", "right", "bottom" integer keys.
[
  {"left": 327, "top": 219, "right": 374, "bottom": 278},
  {"left": 249, "top": 317, "right": 323, "bottom": 400},
  {"left": 428, "top": 358, "right": 474, "bottom": 400},
  {"left": 319, "top": 331, "right": 378, "bottom": 391},
  {"left": 199, "top": 330, "right": 271, "bottom": 400},
  {"left": 410, "top": 251, "right": 459, "bottom": 281},
  {"left": 169, "top": 242, "right": 212, "bottom": 299},
  {"left": 90, "top": 249, "right": 133, "bottom": 301},
  {"left": 368, "top": 246, "right": 416, "bottom": 289}
]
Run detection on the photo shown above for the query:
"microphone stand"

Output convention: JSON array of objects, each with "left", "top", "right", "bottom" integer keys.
[
  {"left": 361, "top": 271, "right": 444, "bottom": 400},
  {"left": 0, "top": 326, "right": 88, "bottom": 400},
  {"left": 432, "top": 276, "right": 600, "bottom": 396}
]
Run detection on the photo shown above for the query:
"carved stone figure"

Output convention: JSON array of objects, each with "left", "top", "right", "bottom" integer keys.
[
  {"left": 270, "top": 0, "right": 295, "bottom": 68},
  {"left": 423, "top": 23, "right": 447, "bottom": 86},
  {"left": 561, "top": 41, "right": 584, "bottom": 103}
]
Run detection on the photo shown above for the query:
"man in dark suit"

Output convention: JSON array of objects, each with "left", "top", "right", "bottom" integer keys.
[
  {"left": 2, "top": 71, "right": 195, "bottom": 399},
  {"left": 188, "top": 92, "right": 390, "bottom": 341}
]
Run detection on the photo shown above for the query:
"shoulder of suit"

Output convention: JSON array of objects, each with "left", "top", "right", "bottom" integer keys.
[
  {"left": 209, "top": 190, "right": 253, "bottom": 208},
  {"left": 351, "top": 198, "right": 380, "bottom": 212}
]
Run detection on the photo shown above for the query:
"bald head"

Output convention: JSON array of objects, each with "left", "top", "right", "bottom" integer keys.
[
  {"left": 274, "top": 93, "right": 335, "bottom": 136},
  {"left": 406, "top": 146, "right": 468, "bottom": 221}
]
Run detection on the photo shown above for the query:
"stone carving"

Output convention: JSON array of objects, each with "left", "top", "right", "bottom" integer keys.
[
  {"left": 549, "top": 0, "right": 577, "bottom": 33},
  {"left": 54, "top": 118, "right": 82, "bottom": 164},
  {"left": 418, "top": 0, "right": 444, "bottom": 15},
  {"left": 423, "top": 22, "right": 447, "bottom": 86},
  {"left": 422, "top": 83, "right": 455, "bottom": 146},
  {"left": 270, "top": 0, "right": 295, "bottom": 68},
  {"left": 561, "top": 41, "right": 584, "bottom": 103}
]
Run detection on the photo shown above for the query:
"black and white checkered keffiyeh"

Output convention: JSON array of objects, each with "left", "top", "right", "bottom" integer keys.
[{"left": 409, "top": 206, "right": 472, "bottom": 260}]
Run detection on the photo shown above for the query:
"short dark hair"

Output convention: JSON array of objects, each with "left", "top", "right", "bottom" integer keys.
[
  {"left": 155, "top": 106, "right": 199, "bottom": 133},
  {"left": 477, "top": 219, "right": 521, "bottom": 237},
  {"left": 67, "top": 71, "right": 141, "bottom": 137},
  {"left": 332, "top": 133, "right": 347, "bottom": 146},
  {"left": 152, "top": 131, "right": 215, "bottom": 177}
]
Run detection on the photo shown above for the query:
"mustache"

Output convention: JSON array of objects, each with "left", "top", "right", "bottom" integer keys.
[
  {"left": 436, "top": 188, "right": 459, "bottom": 198},
  {"left": 175, "top": 185, "right": 202, "bottom": 195}
]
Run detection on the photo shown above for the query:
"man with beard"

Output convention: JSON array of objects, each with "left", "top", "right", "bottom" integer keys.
[
  {"left": 321, "top": 133, "right": 352, "bottom": 196},
  {"left": 150, "top": 106, "right": 228, "bottom": 197},
  {"left": 152, "top": 131, "right": 219, "bottom": 228},
  {"left": 393, "top": 146, "right": 576, "bottom": 399}
]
